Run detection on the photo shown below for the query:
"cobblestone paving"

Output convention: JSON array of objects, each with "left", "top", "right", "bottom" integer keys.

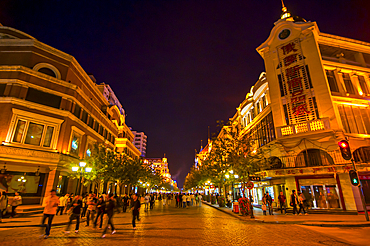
[{"left": 0, "top": 202, "right": 352, "bottom": 246}]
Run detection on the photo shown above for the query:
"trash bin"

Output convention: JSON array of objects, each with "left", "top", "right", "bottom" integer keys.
[{"left": 233, "top": 202, "right": 239, "bottom": 213}]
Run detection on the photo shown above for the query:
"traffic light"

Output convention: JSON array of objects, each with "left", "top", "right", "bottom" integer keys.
[
  {"left": 349, "top": 170, "right": 360, "bottom": 186},
  {"left": 338, "top": 140, "right": 352, "bottom": 160}
]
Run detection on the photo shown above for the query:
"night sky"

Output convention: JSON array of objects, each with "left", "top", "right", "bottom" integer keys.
[{"left": 1, "top": 0, "right": 369, "bottom": 187}]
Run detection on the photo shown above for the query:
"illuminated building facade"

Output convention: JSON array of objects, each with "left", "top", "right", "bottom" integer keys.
[
  {"left": 0, "top": 25, "right": 138, "bottom": 203},
  {"left": 145, "top": 156, "right": 173, "bottom": 184},
  {"left": 232, "top": 7, "right": 370, "bottom": 212}
]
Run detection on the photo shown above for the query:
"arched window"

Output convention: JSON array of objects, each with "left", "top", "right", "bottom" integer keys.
[
  {"left": 33, "top": 63, "right": 61, "bottom": 80},
  {"left": 268, "top": 156, "right": 283, "bottom": 169},
  {"left": 38, "top": 67, "right": 56, "bottom": 77},
  {"left": 295, "top": 149, "right": 334, "bottom": 167},
  {"left": 353, "top": 146, "right": 370, "bottom": 163}
]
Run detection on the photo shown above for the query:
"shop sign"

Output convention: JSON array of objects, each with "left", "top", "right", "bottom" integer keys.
[{"left": 277, "top": 38, "right": 318, "bottom": 124}]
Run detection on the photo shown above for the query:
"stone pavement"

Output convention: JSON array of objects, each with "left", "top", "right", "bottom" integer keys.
[
  {"left": 0, "top": 201, "right": 358, "bottom": 246},
  {"left": 203, "top": 201, "right": 370, "bottom": 227}
]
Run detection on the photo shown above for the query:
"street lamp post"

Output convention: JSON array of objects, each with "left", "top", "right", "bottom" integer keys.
[{"left": 72, "top": 161, "right": 91, "bottom": 195}]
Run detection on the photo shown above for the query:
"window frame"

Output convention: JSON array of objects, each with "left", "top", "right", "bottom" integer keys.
[{"left": 6, "top": 108, "right": 62, "bottom": 150}]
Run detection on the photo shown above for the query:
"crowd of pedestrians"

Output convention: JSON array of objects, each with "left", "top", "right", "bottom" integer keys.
[
  {"left": 35, "top": 190, "right": 204, "bottom": 239},
  {"left": 261, "top": 190, "right": 308, "bottom": 216}
]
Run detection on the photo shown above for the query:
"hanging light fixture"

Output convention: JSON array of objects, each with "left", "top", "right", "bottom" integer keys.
[
  {"left": 35, "top": 166, "right": 40, "bottom": 176},
  {"left": 0, "top": 164, "right": 6, "bottom": 174}
]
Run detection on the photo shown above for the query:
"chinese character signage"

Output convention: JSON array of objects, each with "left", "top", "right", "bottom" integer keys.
[{"left": 278, "top": 38, "right": 318, "bottom": 124}]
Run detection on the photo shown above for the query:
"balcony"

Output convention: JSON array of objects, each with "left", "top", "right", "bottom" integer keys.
[{"left": 276, "top": 118, "right": 330, "bottom": 138}]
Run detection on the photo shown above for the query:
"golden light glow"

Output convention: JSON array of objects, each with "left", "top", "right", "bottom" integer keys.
[
  {"left": 359, "top": 90, "right": 364, "bottom": 96},
  {"left": 333, "top": 101, "right": 368, "bottom": 107},
  {"left": 281, "top": 126, "right": 293, "bottom": 136},
  {"left": 295, "top": 123, "right": 308, "bottom": 133},
  {"left": 310, "top": 120, "right": 325, "bottom": 131}
]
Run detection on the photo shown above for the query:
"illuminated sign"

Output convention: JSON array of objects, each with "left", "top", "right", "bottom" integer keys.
[{"left": 278, "top": 38, "right": 318, "bottom": 124}]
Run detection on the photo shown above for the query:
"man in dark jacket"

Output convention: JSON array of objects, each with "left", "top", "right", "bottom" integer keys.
[
  {"left": 102, "top": 194, "right": 116, "bottom": 238},
  {"left": 122, "top": 194, "right": 129, "bottom": 212},
  {"left": 64, "top": 195, "right": 82, "bottom": 234},
  {"left": 93, "top": 196, "right": 106, "bottom": 229},
  {"left": 266, "top": 192, "right": 273, "bottom": 215},
  {"left": 278, "top": 191, "right": 287, "bottom": 214},
  {"left": 290, "top": 190, "right": 299, "bottom": 215},
  {"left": 130, "top": 194, "right": 141, "bottom": 229}
]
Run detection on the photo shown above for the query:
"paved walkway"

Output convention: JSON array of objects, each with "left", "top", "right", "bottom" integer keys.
[
  {"left": 0, "top": 213, "right": 86, "bottom": 228},
  {"left": 203, "top": 201, "right": 370, "bottom": 227}
]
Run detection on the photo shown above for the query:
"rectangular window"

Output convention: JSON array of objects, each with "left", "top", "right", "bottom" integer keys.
[
  {"left": 262, "top": 95, "right": 266, "bottom": 108},
  {"left": 11, "top": 118, "right": 58, "bottom": 148},
  {"left": 24, "top": 122, "right": 44, "bottom": 146},
  {"left": 0, "top": 84, "right": 6, "bottom": 96},
  {"left": 81, "top": 110, "right": 88, "bottom": 124},
  {"left": 43, "top": 126, "right": 54, "bottom": 147},
  {"left": 338, "top": 105, "right": 370, "bottom": 134},
  {"left": 70, "top": 133, "right": 81, "bottom": 156},
  {"left": 73, "top": 104, "right": 81, "bottom": 119},
  {"left": 283, "top": 104, "right": 290, "bottom": 125},
  {"left": 342, "top": 73, "right": 356, "bottom": 94},
  {"left": 358, "top": 75, "right": 369, "bottom": 95},
  {"left": 326, "top": 70, "right": 339, "bottom": 92},
  {"left": 13, "top": 120, "right": 26, "bottom": 143},
  {"left": 88, "top": 117, "right": 94, "bottom": 128},
  {"left": 26, "top": 88, "right": 61, "bottom": 108}
]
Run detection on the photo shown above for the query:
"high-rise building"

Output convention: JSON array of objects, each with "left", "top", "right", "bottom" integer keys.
[{"left": 131, "top": 131, "right": 147, "bottom": 157}]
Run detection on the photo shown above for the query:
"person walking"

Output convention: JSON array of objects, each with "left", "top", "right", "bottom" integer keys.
[
  {"left": 290, "top": 190, "right": 299, "bottom": 215},
  {"left": 162, "top": 193, "right": 167, "bottom": 206},
  {"left": 182, "top": 194, "right": 187, "bottom": 208},
  {"left": 0, "top": 191, "right": 8, "bottom": 223},
  {"left": 278, "top": 191, "right": 287, "bottom": 215},
  {"left": 179, "top": 193, "right": 183, "bottom": 208},
  {"left": 198, "top": 194, "right": 202, "bottom": 207},
  {"left": 85, "top": 193, "right": 97, "bottom": 227},
  {"left": 298, "top": 192, "right": 308, "bottom": 215},
  {"left": 122, "top": 194, "right": 129, "bottom": 213},
  {"left": 40, "top": 189, "right": 59, "bottom": 239},
  {"left": 150, "top": 194, "right": 155, "bottom": 210},
  {"left": 144, "top": 193, "right": 150, "bottom": 212},
  {"left": 187, "top": 194, "right": 191, "bottom": 207},
  {"left": 93, "top": 196, "right": 106, "bottom": 229},
  {"left": 81, "top": 194, "right": 87, "bottom": 218},
  {"left": 262, "top": 194, "right": 267, "bottom": 215},
  {"left": 64, "top": 195, "right": 82, "bottom": 234},
  {"left": 56, "top": 194, "right": 67, "bottom": 216},
  {"left": 190, "top": 193, "right": 195, "bottom": 206},
  {"left": 265, "top": 192, "right": 273, "bottom": 215},
  {"left": 10, "top": 192, "right": 22, "bottom": 218},
  {"left": 130, "top": 194, "right": 141, "bottom": 229},
  {"left": 102, "top": 194, "right": 116, "bottom": 238}
]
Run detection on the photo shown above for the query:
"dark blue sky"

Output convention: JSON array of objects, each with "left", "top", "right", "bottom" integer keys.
[{"left": 1, "top": 0, "right": 369, "bottom": 187}]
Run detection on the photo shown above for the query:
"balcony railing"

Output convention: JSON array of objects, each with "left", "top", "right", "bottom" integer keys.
[{"left": 276, "top": 118, "right": 330, "bottom": 138}]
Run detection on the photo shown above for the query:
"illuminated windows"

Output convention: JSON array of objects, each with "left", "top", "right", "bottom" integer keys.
[
  {"left": 70, "top": 132, "right": 81, "bottom": 156},
  {"left": 338, "top": 105, "right": 370, "bottom": 134},
  {"left": 358, "top": 75, "right": 369, "bottom": 95},
  {"left": 325, "top": 70, "right": 339, "bottom": 93},
  {"left": 12, "top": 119, "right": 55, "bottom": 147},
  {"left": 342, "top": 73, "right": 356, "bottom": 95}
]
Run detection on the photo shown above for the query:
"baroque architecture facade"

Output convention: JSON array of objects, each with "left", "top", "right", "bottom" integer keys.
[
  {"left": 0, "top": 25, "right": 140, "bottom": 204},
  {"left": 227, "top": 7, "right": 370, "bottom": 212}
]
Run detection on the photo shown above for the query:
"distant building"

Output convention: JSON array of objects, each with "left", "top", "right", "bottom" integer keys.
[
  {"left": 131, "top": 131, "right": 147, "bottom": 157},
  {"left": 145, "top": 156, "right": 172, "bottom": 183}
]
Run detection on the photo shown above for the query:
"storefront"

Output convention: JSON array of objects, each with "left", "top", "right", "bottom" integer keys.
[
  {"left": 359, "top": 172, "right": 370, "bottom": 205},
  {"left": 296, "top": 175, "right": 342, "bottom": 209}
]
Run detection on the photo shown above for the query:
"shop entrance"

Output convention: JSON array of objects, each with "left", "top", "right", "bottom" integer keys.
[{"left": 300, "top": 184, "right": 340, "bottom": 209}]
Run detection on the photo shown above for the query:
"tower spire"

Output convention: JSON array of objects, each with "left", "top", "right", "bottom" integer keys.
[{"left": 280, "top": 0, "right": 291, "bottom": 19}]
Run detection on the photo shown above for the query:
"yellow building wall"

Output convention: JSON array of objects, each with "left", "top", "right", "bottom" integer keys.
[{"left": 337, "top": 173, "right": 357, "bottom": 211}]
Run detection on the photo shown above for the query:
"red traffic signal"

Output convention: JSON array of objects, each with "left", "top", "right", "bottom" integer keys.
[{"left": 338, "top": 140, "right": 352, "bottom": 160}]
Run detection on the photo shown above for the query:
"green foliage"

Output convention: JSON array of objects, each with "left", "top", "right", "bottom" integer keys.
[{"left": 66, "top": 143, "right": 162, "bottom": 193}]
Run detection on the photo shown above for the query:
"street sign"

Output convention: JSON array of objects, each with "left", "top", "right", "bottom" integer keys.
[
  {"left": 246, "top": 181, "right": 254, "bottom": 189},
  {"left": 249, "top": 176, "right": 261, "bottom": 181}
]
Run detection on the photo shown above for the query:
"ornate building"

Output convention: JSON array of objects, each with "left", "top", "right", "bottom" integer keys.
[
  {"left": 231, "top": 6, "right": 370, "bottom": 212},
  {"left": 0, "top": 25, "right": 139, "bottom": 204}
]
